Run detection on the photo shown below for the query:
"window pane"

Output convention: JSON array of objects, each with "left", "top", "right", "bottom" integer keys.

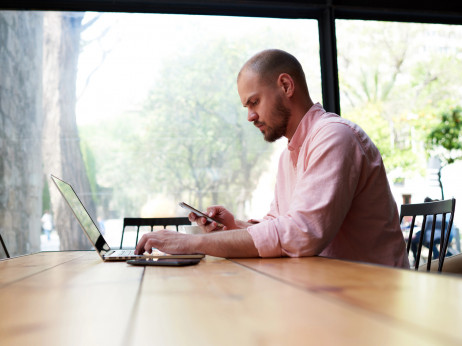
[
  {"left": 0, "top": 10, "right": 320, "bottom": 254},
  {"left": 337, "top": 20, "right": 462, "bottom": 212}
]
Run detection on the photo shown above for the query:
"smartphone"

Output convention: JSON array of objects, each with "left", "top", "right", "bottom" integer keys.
[
  {"left": 127, "top": 258, "right": 201, "bottom": 266},
  {"left": 179, "top": 202, "right": 223, "bottom": 227}
]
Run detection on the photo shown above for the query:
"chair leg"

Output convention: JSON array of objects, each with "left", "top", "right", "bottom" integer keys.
[
  {"left": 415, "top": 231, "right": 425, "bottom": 270},
  {"left": 1, "top": 235, "right": 10, "bottom": 258},
  {"left": 120, "top": 228, "right": 125, "bottom": 249},
  {"left": 135, "top": 226, "right": 141, "bottom": 247}
]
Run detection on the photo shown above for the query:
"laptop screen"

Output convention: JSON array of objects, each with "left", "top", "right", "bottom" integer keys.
[{"left": 51, "top": 175, "right": 110, "bottom": 256}]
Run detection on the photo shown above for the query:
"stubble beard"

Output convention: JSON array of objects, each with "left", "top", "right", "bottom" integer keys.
[{"left": 261, "top": 98, "right": 291, "bottom": 143}]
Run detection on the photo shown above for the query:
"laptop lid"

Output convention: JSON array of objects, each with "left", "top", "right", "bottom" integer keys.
[{"left": 50, "top": 175, "right": 111, "bottom": 260}]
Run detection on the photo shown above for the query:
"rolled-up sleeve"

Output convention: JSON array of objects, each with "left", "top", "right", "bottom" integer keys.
[{"left": 247, "top": 221, "right": 282, "bottom": 257}]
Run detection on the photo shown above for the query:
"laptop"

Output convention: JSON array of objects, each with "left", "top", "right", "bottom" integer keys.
[{"left": 50, "top": 175, "right": 204, "bottom": 261}]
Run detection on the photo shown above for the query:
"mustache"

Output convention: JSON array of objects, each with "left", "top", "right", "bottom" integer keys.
[{"left": 254, "top": 121, "right": 265, "bottom": 127}]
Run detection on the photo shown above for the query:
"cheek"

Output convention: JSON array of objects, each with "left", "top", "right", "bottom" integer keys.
[
  {"left": 262, "top": 106, "right": 275, "bottom": 124},
  {"left": 257, "top": 103, "right": 269, "bottom": 119}
]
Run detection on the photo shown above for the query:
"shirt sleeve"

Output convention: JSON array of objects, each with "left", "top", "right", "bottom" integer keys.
[
  {"left": 247, "top": 122, "right": 365, "bottom": 257},
  {"left": 263, "top": 188, "right": 279, "bottom": 221}
]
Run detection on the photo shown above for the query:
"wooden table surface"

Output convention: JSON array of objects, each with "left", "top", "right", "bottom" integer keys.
[{"left": 0, "top": 252, "right": 461, "bottom": 346}]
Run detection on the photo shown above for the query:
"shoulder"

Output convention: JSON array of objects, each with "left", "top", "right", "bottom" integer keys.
[
  {"left": 313, "top": 116, "right": 363, "bottom": 137},
  {"left": 310, "top": 116, "right": 378, "bottom": 158},
  {"left": 308, "top": 117, "right": 362, "bottom": 148}
]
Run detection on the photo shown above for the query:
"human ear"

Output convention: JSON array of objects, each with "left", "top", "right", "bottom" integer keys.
[{"left": 277, "top": 73, "right": 295, "bottom": 97}]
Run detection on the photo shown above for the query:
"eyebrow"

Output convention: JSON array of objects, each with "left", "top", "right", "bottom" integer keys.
[{"left": 243, "top": 94, "right": 256, "bottom": 108}]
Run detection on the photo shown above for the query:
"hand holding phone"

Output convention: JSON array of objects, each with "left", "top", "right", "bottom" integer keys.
[{"left": 179, "top": 202, "right": 224, "bottom": 228}]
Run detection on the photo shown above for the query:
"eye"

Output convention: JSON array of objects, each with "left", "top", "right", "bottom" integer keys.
[{"left": 251, "top": 99, "right": 259, "bottom": 106}]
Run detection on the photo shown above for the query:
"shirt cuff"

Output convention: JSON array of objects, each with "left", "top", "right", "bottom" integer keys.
[{"left": 247, "top": 220, "right": 282, "bottom": 257}]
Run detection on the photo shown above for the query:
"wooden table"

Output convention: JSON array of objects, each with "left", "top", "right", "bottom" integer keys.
[{"left": 0, "top": 252, "right": 461, "bottom": 346}]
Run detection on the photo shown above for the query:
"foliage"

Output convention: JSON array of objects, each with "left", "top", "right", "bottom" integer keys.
[
  {"left": 79, "top": 112, "right": 146, "bottom": 217},
  {"left": 79, "top": 39, "right": 276, "bottom": 217},
  {"left": 337, "top": 21, "right": 462, "bottom": 180},
  {"left": 425, "top": 107, "right": 462, "bottom": 165},
  {"left": 133, "top": 39, "right": 273, "bottom": 213}
]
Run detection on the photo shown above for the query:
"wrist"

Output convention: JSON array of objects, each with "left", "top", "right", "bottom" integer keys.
[
  {"left": 193, "top": 233, "right": 207, "bottom": 254},
  {"left": 235, "top": 219, "right": 253, "bottom": 228}
]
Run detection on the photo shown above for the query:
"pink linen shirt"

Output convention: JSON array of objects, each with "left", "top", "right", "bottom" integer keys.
[{"left": 247, "top": 103, "right": 409, "bottom": 268}]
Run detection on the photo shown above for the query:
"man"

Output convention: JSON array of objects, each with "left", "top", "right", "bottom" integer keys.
[
  {"left": 135, "top": 49, "right": 409, "bottom": 268},
  {"left": 41, "top": 210, "right": 53, "bottom": 241},
  {"left": 411, "top": 197, "right": 454, "bottom": 261}
]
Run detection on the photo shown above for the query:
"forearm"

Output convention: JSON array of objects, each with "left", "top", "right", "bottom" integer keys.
[
  {"left": 235, "top": 219, "right": 256, "bottom": 229},
  {"left": 193, "top": 229, "right": 259, "bottom": 258}
]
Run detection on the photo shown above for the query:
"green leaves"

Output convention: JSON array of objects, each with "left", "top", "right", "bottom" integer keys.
[
  {"left": 426, "top": 107, "right": 462, "bottom": 165},
  {"left": 132, "top": 40, "right": 273, "bottom": 212}
]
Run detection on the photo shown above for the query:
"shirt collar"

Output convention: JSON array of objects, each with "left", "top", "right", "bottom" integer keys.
[{"left": 288, "top": 102, "right": 325, "bottom": 152}]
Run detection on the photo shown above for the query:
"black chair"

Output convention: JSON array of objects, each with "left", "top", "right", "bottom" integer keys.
[
  {"left": 400, "top": 198, "right": 456, "bottom": 272},
  {"left": 0, "top": 233, "right": 10, "bottom": 259},
  {"left": 119, "top": 217, "right": 191, "bottom": 249}
]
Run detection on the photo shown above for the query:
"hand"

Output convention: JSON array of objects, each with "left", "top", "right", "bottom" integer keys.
[
  {"left": 188, "top": 205, "right": 238, "bottom": 233},
  {"left": 134, "top": 230, "right": 198, "bottom": 255}
]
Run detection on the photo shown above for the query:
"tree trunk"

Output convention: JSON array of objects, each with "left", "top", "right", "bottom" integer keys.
[
  {"left": 42, "top": 12, "right": 95, "bottom": 250},
  {"left": 0, "top": 12, "right": 43, "bottom": 257}
]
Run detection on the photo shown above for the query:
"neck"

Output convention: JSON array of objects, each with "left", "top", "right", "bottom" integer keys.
[{"left": 285, "top": 98, "right": 314, "bottom": 141}]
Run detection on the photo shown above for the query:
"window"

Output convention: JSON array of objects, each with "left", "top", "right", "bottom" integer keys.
[
  {"left": 336, "top": 19, "right": 462, "bottom": 208},
  {"left": 0, "top": 10, "right": 321, "bottom": 254}
]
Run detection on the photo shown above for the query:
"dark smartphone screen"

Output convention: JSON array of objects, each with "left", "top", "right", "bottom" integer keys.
[{"left": 127, "top": 258, "right": 201, "bottom": 266}]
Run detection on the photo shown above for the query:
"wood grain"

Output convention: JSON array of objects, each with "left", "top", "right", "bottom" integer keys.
[
  {"left": 129, "top": 256, "right": 437, "bottom": 346},
  {"left": 0, "top": 251, "right": 86, "bottom": 287},
  {"left": 2, "top": 252, "right": 460, "bottom": 346},
  {"left": 0, "top": 252, "right": 143, "bottom": 346},
  {"left": 232, "top": 256, "right": 462, "bottom": 344}
]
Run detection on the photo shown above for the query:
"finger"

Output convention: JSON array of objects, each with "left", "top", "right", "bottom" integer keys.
[
  {"left": 135, "top": 236, "right": 147, "bottom": 255},
  {"left": 204, "top": 221, "right": 218, "bottom": 233},
  {"left": 188, "top": 212, "right": 197, "bottom": 222},
  {"left": 144, "top": 239, "right": 157, "bottom": 254},
  {"left": 206, "top": 206, "right": 217, "bottom": 217}
]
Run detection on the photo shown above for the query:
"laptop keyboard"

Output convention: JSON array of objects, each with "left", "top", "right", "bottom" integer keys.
[{"left": 112, "top": 250, "right": 135, "bottom": 256}]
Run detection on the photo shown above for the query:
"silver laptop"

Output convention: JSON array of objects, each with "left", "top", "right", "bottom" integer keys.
[{"left": 51, "top": 175, "right": 204, "bottom": 261}]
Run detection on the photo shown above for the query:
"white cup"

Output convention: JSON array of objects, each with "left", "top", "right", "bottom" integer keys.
[{"left": 179, "top": 225, "right": 204, "bottom": 235}]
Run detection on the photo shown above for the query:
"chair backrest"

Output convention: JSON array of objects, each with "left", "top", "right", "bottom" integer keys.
[
  {"left": 0, "top": 233, "right": 10, "bottom": 259},
  {"left": 400, "top": 198, "right": 456, "bottom": 272},
  {"left": 120, "top": 217, "right": 191, "bottom": 249}
]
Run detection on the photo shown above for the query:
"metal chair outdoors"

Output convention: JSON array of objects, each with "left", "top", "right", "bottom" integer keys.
[
  {"left": 0, "top": 233, "right": 10, "bottom": 259},
  {"left": 400, "top": 198, "right": 456, "bottom": 272},
  {"left": 119, "top": 217, "right": 191, "bottom": 249}
]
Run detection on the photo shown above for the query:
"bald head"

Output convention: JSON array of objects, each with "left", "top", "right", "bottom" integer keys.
[{"left": 238, "top": 49, "right": 309, "bottom": 96}]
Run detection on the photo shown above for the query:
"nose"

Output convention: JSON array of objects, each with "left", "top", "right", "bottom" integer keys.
[{"left": 248, "top": 110, "right": 258, "bottom": 122}]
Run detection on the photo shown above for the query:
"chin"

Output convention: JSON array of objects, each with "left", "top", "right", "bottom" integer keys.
[{"left": 264, "top": 134, "right": 280, "bottom": 143}]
